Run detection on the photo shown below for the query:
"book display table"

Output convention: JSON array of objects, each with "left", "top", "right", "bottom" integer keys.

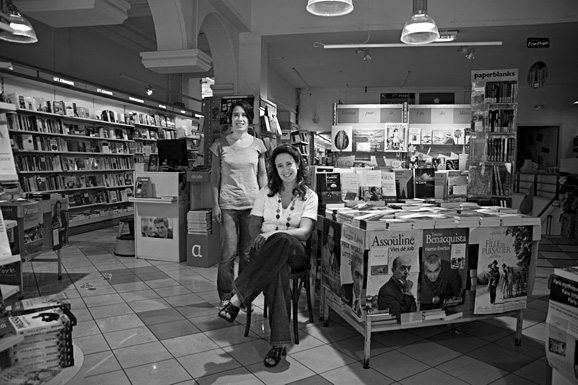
[{"left": 317, "top": 213, "right": 541, "bottom": 369}]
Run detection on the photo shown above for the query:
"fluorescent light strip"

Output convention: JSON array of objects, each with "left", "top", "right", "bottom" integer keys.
[{"left": 322, "top": 41, "right": 502, "bottom": 49}]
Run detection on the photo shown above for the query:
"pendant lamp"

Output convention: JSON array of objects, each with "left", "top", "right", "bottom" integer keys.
[
  {"left": 306, "top": 0, "right": 354, "bottom": 17},
  {"left": 400, "top": 0, "right": 439, "bottom": 45},
  {"left": 0, "top": 0, "right": 38, "bottom": 44}
]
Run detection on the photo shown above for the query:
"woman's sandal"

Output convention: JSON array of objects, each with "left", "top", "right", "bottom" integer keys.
[
  {"left": 263, "top": 346, "right": 287, "bottom": 368},
  {"left": 217, "top": 302, "right": 240, "bottom": 323}
]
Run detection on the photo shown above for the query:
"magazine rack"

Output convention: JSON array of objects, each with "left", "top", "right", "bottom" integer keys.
[{"left": 319, "top": 218, "right": 541, "bottom": 369}]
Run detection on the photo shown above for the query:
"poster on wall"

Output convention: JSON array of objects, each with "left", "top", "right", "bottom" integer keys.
[
  {"left": 141, "top": 216, "right": 175, "bottom": 239},
  {"left": 320, "top": 218, "right": 342, "bottom": 296},
  {"left": 50, "top": 198, "right": 69, "bottom": 251},
  {"left": 331, "top": 125, "right": 353, "bottom": 152},
  {"left": 474, "top": 226, "right": 532, "bottom": 314},
  {"left": 420, "top": 228, "right": 468, "bottom": 311},
  {"left": 0, "top": 113, "right": 18, "bottom": 182}
]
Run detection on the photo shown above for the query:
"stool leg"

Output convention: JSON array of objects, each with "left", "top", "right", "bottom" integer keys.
[
  {"left": 244, "top": 304, "right": 251, "bottom": 337},
  {"left": 293, "top": 277, "right": 300, "bottom": 344},
  {"left": 264, "top": 297, "right": 268, "bottom": 319}
]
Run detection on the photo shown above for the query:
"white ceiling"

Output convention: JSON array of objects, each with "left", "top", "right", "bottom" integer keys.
[{"left": 20, "top": 0, "right": 578, "bottom": 91}]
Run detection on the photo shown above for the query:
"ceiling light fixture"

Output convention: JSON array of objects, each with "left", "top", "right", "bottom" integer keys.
[
  {"left": 145, "top": 85, "right": 154, "bottom": 96},
  {"left": 400, "top": 0, "right": 439, "bottom": 45},
  {"left": 306, "top": 0, "right": 354, "bottom": 17},
  {"left": 0, "top": 0, "right": 37, "bottom": 44},
  {"left": 318, "top": 41, "right": 502, "bottom": 49}
]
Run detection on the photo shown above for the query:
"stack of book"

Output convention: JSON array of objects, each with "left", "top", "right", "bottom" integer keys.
[
  {"left": 499, "top": 214, "right": 541, "bottom": 227},
  {"left": 383, "top": 218, "right": 413, "bottom": 231},
  {"left": 433, "top": 214, "right": 457, "bottom": 229},
  {"left": 453, "top": 211, "right": 482, "bottom": 228},
  {"left": 475, "top": 211, "right": 503, "bottom": 227},
  {"left": 7, "top": 307, "right": 75, "bottom": 370},
  {"left": 187, "top": 210, "right": 212, "bottom": 235}
]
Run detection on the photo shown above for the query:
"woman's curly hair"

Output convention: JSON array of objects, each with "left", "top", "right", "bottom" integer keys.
[{"left": 267, "top": 144, "right": 309, "bottom": 200}]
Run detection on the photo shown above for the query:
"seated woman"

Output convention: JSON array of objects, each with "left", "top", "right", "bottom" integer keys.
[{"left": 217, "top": 144, "right": 318, "bottom": 368}]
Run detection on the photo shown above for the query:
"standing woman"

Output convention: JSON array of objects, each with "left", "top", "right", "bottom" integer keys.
[
  {"left": 217, "top": 144, "right": 318, "bottom": 368},
  {"left": 211, "top": 100, "right": 268, "bottom": 310}
]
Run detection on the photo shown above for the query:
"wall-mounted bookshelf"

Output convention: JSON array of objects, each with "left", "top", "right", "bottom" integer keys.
[{"left": 0, "top": 60, "right": 200, "bottom": 229}]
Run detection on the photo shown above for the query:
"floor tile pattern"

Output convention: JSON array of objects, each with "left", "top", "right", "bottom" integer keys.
[{"left": 10, "top": 228, "right": 578, "bottom": 384}]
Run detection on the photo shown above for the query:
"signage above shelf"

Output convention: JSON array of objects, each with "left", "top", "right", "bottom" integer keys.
[{"left": 0, "top": 58, "right": 202, "bottom": 118}]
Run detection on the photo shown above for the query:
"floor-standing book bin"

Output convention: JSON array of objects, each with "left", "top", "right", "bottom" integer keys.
[
  {"left": 185, "top": 170, "right": 220, "bottom": 267},
  {"left": 129, "top": 171, "right": 189, "bottom": 262}
]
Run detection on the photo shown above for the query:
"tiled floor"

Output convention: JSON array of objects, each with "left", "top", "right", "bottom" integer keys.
[{"left": 12, "top": 228, "right": 578, "bottom": 385}]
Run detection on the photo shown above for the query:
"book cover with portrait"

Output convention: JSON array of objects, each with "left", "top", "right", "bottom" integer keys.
[
  {"left": 420, "top": 228, "right": 469, "bottom": 310},
  {"left": 363, "top": 230, "right": 419, "bottom": 316}
]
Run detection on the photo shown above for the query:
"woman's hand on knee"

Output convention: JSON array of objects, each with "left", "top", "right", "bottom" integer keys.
[{"left": 253, "top": 232, "right": 274, "bottom": 250}]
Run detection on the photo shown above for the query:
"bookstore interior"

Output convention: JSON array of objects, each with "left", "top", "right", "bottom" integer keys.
[{"left": 0, "top": 1, "right": 578, "bottom": 384}]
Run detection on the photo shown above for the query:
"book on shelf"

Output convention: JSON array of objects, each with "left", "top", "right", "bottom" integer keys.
[
  {"left": 316, "top": 172, "right": 342, "bottom": 204},
  {"left": 432, "top": 129, "right": 444, "bottom": 145},
  {"left": 380, "top": 171, "right": 397, "bottom": 203},
  {"left": 394, "top": 169, "right": 414, "bottom": 200},
  {"left": 413, "top": 168, "right": 435, "bottom": 199},
  {"left": 408, "top": 127, "right": 421, "bottom": 144}
]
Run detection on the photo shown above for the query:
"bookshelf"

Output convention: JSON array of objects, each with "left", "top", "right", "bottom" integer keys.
[
  {"left": 290, "top": 130, "right": 312, "bottom": 165},
  {"left": 0, "top": 62, "right": 200, "bottom": 230},
  {"left": 467, "top": 69, "right": 518, "bottom": 207}
]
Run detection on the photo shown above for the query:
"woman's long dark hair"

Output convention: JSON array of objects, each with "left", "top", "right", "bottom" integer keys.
[{"left": 267, "top": 144, "right": 309, "bottom": 200}]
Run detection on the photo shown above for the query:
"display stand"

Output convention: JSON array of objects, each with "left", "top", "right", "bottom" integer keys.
[
  {"left": 129, "top": 171, "right": 189, "bottom": 262},
  {"left": 319, "top": 216, "right": 541, "bottom": 368}
]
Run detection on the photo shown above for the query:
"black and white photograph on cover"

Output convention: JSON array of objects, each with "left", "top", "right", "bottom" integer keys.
[
  {"left": 321, "top": 219, "right": 342, "bottom": 295},
  {"left": 141, "top": 216, "right": 174, "bottom": 239},
  {"left": 420, "top": 228, "right": 468, "bottom": 310},
  {"left": 51, "top": 198, "right": 69, "bottom": 251},
  {"left": 474, "top": 226, "right": 532, "bottom": 314}
]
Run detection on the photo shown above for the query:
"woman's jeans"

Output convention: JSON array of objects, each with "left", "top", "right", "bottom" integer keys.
[
  {"left": 233, "top": 233, "right": 309, "bottom": 347},
  {"left": 217, "top": 209, "right": 253, "bottom": 300}
]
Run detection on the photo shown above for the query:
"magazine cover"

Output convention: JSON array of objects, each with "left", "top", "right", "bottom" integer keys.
[
  {"left": 385, "top": 123, "right": 407, "bottom": 152},
  {"left": 474, "top": 226, "right": 533, "bottom": 314},
  {"left": 339, "top": 224, "right": 366, "bottom": 312},
  {"left": 50, "top": 198, "right": 69, "bottom": 251},
  {"left": 320, "top": 219, "right": 342, "bottom": 296},
  {"left": 364, "top": 230, "right": 419, "bottom": 317},
  {"left": 421, "top": 228, "right": 468, "bottom": 310}
]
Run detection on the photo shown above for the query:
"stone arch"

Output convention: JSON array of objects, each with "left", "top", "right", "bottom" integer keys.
[{"left": 200, "top": 13, "right": 237, "bottom": 95}]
